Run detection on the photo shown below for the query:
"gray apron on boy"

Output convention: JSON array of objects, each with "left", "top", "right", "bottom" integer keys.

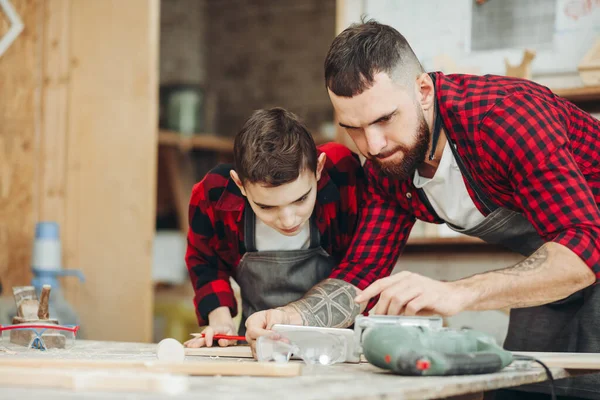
[
  {"left": 417, "top": 90, "right": 599, "bottom": 398},
  {"left": 234, "top": 204, "right": 336, "bottom": 336}
]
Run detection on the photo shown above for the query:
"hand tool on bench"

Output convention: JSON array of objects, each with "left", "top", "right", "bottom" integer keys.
[
  {"left": 258, "top": 315, "right": 443, "bottom": 364},
  {"left": 193, "top": 333, "right": 246, "bottom": 341},
  {"left": 361, "top": 324, "right": 513, "bottom": 375},
  {"left": 2, "top": 285, "right": 78, "bottom": 350}
]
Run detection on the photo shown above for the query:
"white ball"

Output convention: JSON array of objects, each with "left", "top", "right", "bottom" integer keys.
[{"left": 156, "top": 338, "right": 185, "bottom": 363}]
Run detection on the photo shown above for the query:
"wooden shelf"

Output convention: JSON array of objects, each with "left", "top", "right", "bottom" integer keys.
[
  {"left": 552, "top": 86, "right": 600, "bottom": 102},
  {"left": 158, "top": 130, "right": 333, "bottom": 153},
  {"left": 406, "top": 236, "right": 485, "bottom": 246},
  {"left": 159, "top": 130, "right": 234, "bottom": 152}
]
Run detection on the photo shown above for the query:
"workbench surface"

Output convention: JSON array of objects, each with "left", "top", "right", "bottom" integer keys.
[{"left": 0, "top": 340, "right": 572, "bottom": 400}]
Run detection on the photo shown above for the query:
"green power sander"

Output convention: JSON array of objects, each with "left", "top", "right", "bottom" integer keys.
[{"left": 362, "top": 324, "right": 513, "bottom": 376}]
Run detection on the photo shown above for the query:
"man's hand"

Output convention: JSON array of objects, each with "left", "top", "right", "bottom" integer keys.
[
  {"left": 354, "top": 271, "right": 470, "bottom": 317},
  {"left": 184, "top": 306, "right": 237, "bottom": 348},
  {"left": 245, "top": 308, "right": 291, "bottom": 358}
]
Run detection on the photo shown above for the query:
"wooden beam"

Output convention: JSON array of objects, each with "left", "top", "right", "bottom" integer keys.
[
  {"left": 512, "top": 352, "right": 600, "bottom": 370},
  {"left": 62, "top": 0, "right": 159, "bottom": 342},
  {"left": 0, "top": 358, "right": 302, "bottom": 377},
  {"left": 0, "top": 0, "right": 41, "bottom": 293},
  {"left": 38, "top": 0, "right": 70, "bottom": 228},
  {"left": 553, "top": 85, "right": 600, "bottom": 103},
  {"left": 0, "top": 367, "right": 190, "bottom": 394},
  {"left": 161, "top": 146, "right": 194, "bottom": 232},
  {"left": 159, "top": 130, "right": 233, "bottom": 153}
]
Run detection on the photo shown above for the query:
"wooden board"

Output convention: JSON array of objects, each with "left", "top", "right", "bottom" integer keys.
[
  {"left": 185, "top": 344, "right": 371, "bottom": 363},
  {"left": 61, "top": 0, "right": 159, "bottom": 342},
  {"left": 513, "top": 352, "right": 600, "bottom": 370},
  {"left": 159, "top": 130, "right": 234, "bottom": 152},
  {"left": 186, "top": 345, "right": 253, "bottom": 358},
  {"left": 0, "top": 340, "right": 576, "bottom": 400},
  {"left": 0, "top": 0, "right": 39, "bottom": 294},
  {"left": 0, "top": 366, "right": 189, "bottom": 394},
  {"left": 552, "top": 85, "right": 600, "bottom": 102},
  {"left": 0, "top": 357, "right": 302, "bottom": 377}
]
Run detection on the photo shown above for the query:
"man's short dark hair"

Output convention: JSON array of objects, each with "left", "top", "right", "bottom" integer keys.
[
  {"left": 234, "top": 107, "right": 317, "bottom": 187},
  {"left": 325, "top": 19, "right": 424, "bottom": 97}
]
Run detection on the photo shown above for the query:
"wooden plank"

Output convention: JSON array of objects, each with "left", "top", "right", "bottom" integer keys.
[
  {"left": 513, "top": 352, "right": 600, "bottom": 370},
  {"left": 553, "top": 85, "right": 600, "bottom": 102},
  {"left": 0, "top": 358, "right": 302, "bottom": 377},
  {"left": 62, "top": 0, "right": 159, "bottom": 342},
  {"left": 37, "top": 0, "right": 70, "bottom": 227},
  {"left": 406, "top": 236, "right": 486, "bottom": 246},
  {"left": 159, "top": 130, "right": 233, "bottom": 152},
  {"left": 185, "top": 345, "right": 371, "bottom": 363},
  {"left": 0, "top": 366, "right": 189, "bottom": 394},
  {"left": 161, "top": 146, "right": 193, "bottom": 232},
  {"left": 0, "top": 0, "right": 41, "bottom": 293},
  {"left": 186, "top": 345, "right": 253, "bottom": 358}
]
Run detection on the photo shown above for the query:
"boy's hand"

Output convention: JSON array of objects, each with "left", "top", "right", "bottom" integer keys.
[
  {"left": 245, "top": 308, "right": 291, "bottom": 358},
  {"left": 184, "top": 323, "right": 238, "bottom": 348},
  {"left": 184, "top": 306, "right": 237, "bottom": 348}
]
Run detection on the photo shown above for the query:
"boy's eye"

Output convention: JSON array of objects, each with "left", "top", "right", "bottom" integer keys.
[
  {"left": 259, "top": 206, "right": 274, "bottom": 210},
  {"left": 296, "top": 195, "right": 308, "bottom": 203}
]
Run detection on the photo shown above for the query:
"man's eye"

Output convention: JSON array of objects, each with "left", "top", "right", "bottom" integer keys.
[
  {"left": 379, "top": 115, "right": 391, "bottom": 123},
  {"left": 259, "top": 206, "right": 273, "bottom": 210},
  {"left": 296, "top": 195, "right": 308, "bottom": 203}
]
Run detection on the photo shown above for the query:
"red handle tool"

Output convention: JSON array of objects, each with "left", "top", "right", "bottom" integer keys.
[{"left": 201, "top": 333, "right": 246, "bottom": 341}]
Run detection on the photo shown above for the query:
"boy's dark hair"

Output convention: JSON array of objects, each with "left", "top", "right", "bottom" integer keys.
[
  {"left": 324, "top": 19, "right": 424, "bottom": 97},
  {"left": 234, "top": 107, "right": 317, "bottom": 187}
]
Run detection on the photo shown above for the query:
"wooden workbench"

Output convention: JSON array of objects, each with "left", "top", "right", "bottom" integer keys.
[{"left": 0, "top": 340, "right": 574, "bottom": 400}]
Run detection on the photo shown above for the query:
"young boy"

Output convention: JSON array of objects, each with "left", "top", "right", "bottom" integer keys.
[{"left": 184, "top": 107, "right": 364, "bottom": 348}]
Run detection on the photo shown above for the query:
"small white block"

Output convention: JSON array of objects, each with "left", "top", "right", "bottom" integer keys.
[{"left": 156, "top": 338, "right": 185, "bottom": 363}]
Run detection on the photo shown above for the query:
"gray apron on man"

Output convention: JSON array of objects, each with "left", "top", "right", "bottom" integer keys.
[
  {"left": 234, "top": 204, "right": 336, "bottom": 337},
  {"left": 418, "top": 96, "right": 599, "bottom": 398}
]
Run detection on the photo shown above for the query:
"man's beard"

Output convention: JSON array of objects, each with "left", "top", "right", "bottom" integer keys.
[{"left": 371, "top": 112, "right": 431, "bottom": 181}]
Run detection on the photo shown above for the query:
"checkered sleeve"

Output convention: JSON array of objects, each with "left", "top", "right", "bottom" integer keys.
[
  {"left": 329, "top": 162, "right": 416, "bottom": 310},
  {"left": 479, "top": 93, "right": 600, "bottom": 277},
  {"left": 186, "top": 182, "right": 237, "bottom": 327}
]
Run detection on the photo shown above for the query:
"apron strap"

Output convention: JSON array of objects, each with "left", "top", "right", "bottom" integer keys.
[
  {"left": 308, "top": 215, "right": 321, "bottom": 249},
  {"left": 428, "top": 73, "right": 498, "bottom": 214},
  {"left": 243, "top": 203, "right": 321, "bottom": 252},
  {"left": 244, "top": 203, "right": 257, "bottom": 252}
]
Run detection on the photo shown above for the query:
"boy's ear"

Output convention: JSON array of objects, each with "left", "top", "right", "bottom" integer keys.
[
  {"left": 230, "top": 170, "right": 247, "bottom": 196},
  {"left": 316, "top": 153, "right": 327, "bottom": 181}
]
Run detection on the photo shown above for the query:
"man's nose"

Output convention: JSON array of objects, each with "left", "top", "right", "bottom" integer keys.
[{"left": 365, "top": 126, "right": 386, "bottom": 156}]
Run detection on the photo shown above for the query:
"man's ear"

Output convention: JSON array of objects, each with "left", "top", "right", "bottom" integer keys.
[
  {"left": 230, "top": 170, "right": 247, "bottom": 196},
  {"left": 316, "top": 153, "right": 327, "bottom": 181},
  {"left": 416, "top": 72, "right": 435, "bottom": 111}
]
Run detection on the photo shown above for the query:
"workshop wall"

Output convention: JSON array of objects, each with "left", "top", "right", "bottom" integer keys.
[{"left": 160, "top": 0, "right": 336, "bottom": 136}]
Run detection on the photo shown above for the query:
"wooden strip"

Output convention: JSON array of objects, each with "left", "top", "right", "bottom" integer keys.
[
  {"left": 552, "top": 85, "right": 600, "bottom": 102},
  {"left": 162, "top": 146, "right": 192, "bottom": 232},
  {"left": 0, "top": 366, "right": 189, "bottom": 394},
  {"left": 185, "top": 345, "right": 370, "bottom": 363},
  {"left": 38, "top": 0, "right": 70, "bottom": 226},
  {"left": 159, "top": 130, "right": 233, "bottom": 152},
  {"left": 186, "top": 345, "right": 253, "bottom": 358},
  {"left": 0, "top": 0, "right": 39, "bottom": 295},
  {"left": 0, "top": 358, "right": 302, "bottom": 377},
  {"left": 513, "top": 352, "right": 600, "bottom": 370}
]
